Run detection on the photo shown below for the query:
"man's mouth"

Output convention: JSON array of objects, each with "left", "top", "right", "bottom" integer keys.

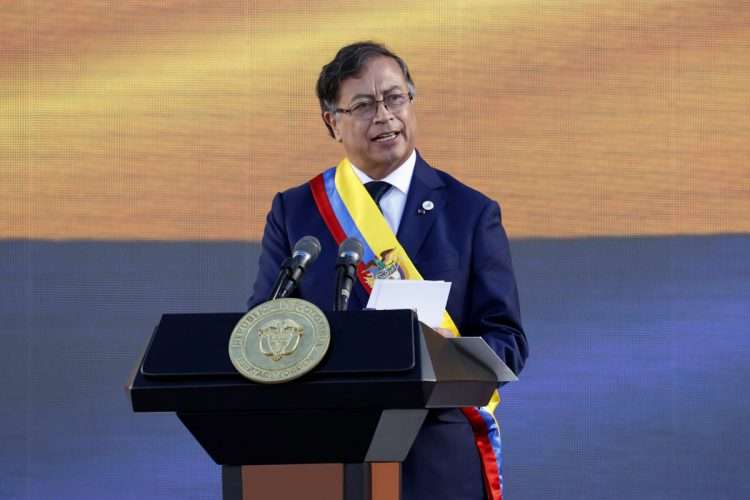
[{"left": 371, "top": 131, "right": 400, "bottom": 143}]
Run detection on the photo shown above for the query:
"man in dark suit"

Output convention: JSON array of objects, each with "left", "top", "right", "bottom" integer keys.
[{"left": 248, "top": 41, "right": 528, "bottom": 500}]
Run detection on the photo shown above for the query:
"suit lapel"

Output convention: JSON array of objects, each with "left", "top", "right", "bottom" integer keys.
[{"left": 396, "top": 153, "right": 446, "bottom": 261}]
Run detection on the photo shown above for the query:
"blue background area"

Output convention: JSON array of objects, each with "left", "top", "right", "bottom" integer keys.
[{"left": 1, "top": 235, "right": 748, "bottom": 499}]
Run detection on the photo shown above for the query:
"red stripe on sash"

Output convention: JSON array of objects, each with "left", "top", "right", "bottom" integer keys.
[
  {"left": 310, "top": 174, "right": 347, "bottom": 244},
  {"left": 461, "top": 407, "right": 503, "bottom": 500},
  {"left": 309, "top": 174, "right": 371, "bottom": 292}
]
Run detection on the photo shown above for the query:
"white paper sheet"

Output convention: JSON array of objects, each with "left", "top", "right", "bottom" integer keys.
[{"left": 366, "top": 279, "right": 452, "bottom": 328}]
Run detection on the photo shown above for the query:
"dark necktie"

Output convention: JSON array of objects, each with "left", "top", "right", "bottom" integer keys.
[{"left": 364, "top": 181, "right": 392, "bottom": 211}]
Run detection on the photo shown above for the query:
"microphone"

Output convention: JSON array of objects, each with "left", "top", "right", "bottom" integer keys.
[
  {"left": 270, "top": 236, "right": 322, "bottom": 300},
  {"left": 334, "top": 237, "right": 364, "bottom": 311}
]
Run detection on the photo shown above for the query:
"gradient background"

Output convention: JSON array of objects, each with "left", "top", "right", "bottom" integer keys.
[{"left": 2, "top": 1, "right": 749, "bottom": 499}]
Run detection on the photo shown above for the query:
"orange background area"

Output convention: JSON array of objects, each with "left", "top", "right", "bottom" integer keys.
[{"left": 2, "top": 0, "right": 749, "bottom": 240}]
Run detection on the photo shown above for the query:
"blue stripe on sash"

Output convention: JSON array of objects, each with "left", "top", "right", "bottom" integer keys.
[
  {"left": 478, "top": 407, "right": 504, "bottom": 484},
  {"left": 322, "top": 168, "right": 377, "bottom": 265}
]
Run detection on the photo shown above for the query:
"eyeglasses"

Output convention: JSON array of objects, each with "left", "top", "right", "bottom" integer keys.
[{"left": 335, "top": 92, "right": 413, "bottom": 120}]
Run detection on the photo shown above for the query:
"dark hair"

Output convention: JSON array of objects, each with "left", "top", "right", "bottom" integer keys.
[{"left": 316, "top": 41, "right": 416, "bottom": 138}]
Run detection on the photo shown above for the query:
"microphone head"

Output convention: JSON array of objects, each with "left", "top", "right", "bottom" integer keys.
[
  {"left": 337, "top": 237, "right": 364, "bottom": 265},
  {"left": 292, "top": 236, "right": 322, "bottom": 267}
]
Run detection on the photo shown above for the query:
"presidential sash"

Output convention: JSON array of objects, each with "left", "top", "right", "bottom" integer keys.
[{"left": 310, "top": 158, "right": 505, "bottom": 500}]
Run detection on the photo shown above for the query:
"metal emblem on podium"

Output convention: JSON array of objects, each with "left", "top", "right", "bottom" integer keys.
[{"left": 228, "top": 298, "right": 330, "bottom": 384}]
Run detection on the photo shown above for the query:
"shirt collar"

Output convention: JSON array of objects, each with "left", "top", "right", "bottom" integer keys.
[{"left": 349, "top": 149, "right": 416, "bottom": 195}]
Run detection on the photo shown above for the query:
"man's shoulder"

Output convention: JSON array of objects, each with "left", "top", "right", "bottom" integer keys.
[
  {"left": 419, "top": 157, "right": 497, "bottom": 210},
  {"left": 277, "top": 180, "right": 313, "bottom": 199},
  {"left": 272, "top": 168, "right": 333, "bottom": 203}
]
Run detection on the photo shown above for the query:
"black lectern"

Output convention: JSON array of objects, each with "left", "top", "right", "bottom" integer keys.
[{"left": 128, "top": 309, "right": 516, "bottom": 500}]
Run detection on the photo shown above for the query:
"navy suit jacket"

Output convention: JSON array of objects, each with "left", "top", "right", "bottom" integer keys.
[
  {"left": 249, "top": 153, "right": 528, "bottom": 499},
  {"left": 249, "top": 153, "right": 527, "bottom": 376}
]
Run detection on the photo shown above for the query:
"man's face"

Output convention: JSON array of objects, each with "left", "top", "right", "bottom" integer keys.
[{"left": 324, "top": 56, "right": 417, "bottom": 179}]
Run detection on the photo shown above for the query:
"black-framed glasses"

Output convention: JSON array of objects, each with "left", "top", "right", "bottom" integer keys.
[{"left": 335, "top": 92, "right": 413, "bottom": 120}]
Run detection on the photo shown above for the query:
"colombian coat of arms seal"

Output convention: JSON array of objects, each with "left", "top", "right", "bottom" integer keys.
[{"left": 228, "top": 298, "right": 330, "bottom": 384}]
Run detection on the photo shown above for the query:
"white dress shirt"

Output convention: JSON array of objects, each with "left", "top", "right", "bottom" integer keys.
[{"left": 349, "top": 149, "right": 416, "bottom": 235}]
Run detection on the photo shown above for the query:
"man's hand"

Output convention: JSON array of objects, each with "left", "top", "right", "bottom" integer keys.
[{"left": 434, "top": 327, "right": 456, "bottom": 338}]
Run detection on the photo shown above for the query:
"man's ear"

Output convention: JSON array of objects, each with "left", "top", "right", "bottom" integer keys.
[{"left": 322, "top": 111, "right": 342, "bottom": 142}]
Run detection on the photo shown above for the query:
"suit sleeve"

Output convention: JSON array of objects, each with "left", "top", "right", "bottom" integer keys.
[
  {"left": 466, "top": 200, "right": 529, "bottom": 376},
  {"left": 247, "top": 193, "right": 292, "bottom": 310}
]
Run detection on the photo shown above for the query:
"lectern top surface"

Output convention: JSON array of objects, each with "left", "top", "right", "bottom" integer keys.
[{"left": 140, "top": 309, "right": 417, "bottom": 378}]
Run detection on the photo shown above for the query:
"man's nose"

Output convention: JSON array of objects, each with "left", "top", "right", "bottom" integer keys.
[{"left": 373, "top": 100, "right": 395, "bottom": 122}]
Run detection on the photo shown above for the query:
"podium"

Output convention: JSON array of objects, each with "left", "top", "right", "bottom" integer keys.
[{"left": 128, "top": 309, "right": 516, "bottom": 500}]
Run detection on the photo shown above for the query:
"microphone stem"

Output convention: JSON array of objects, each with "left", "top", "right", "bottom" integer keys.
[
  {"left": 334, "top": 265, "right": 356, "bottom": 311},
  {"left": 269, "top": 258, "right": 293, "bottom": 300},
  {"left": 334, "top": 266, "right": 345, "bottom": 311}
]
